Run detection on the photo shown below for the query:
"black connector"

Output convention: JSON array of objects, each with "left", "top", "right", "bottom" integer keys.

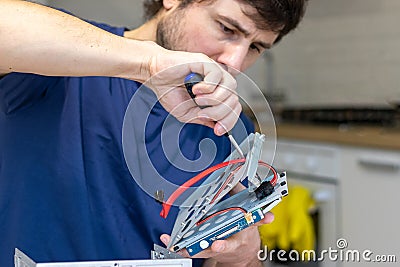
[{"left": 255, "top": 181, "right": 275, "bottom": 200}]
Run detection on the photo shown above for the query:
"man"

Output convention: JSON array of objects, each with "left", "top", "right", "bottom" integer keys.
[{"left": 0, "top": 0, "right": 307, "bottom": 267}]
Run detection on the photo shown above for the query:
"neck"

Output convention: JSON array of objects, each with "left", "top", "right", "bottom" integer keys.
[{"left": 124, "top": 18, "right": 158, "bottom": 41}]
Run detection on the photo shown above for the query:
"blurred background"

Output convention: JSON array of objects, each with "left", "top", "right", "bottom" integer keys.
[{"left": 36, "top": 0, "right": 400, "bottom": 266}]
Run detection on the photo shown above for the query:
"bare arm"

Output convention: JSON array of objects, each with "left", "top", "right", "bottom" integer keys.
[
  {"left": 0, "top": 0, "right": 241, "bottom": 134},
  {"left": 0, "top": 0, "right": 153, "bottom": 80}
]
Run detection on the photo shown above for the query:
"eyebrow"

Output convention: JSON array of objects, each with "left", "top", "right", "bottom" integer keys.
[{"left": 219, "top": 15, "right": 272, "bottom": 49}]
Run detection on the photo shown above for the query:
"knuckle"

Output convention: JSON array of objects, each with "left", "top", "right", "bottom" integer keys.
[
  {"left": 231, "top": 78, "right": 238, "bottom": 90},
  {"left": 235, "top": 103, "right": 242, "bottom": 114},
  {"left": 232, "top": 93, "right": 240, "bottom": 104},
  {"left": 224, "top": 78, "right": 237, "bottom": 92}
]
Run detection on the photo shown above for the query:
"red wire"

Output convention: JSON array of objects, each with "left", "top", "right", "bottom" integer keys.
[
  {"left": 160, "top": 159, "right": 245, "bottom": 218},
  {"left": 259, "top": 161, "right": 278, "bottom": 186},
  {"left": 160, "top": 159, "right": 278, "bottom": 218},
  {"left": 196, "top": 163, "right": 278, "bottom": 225},
  {"left": 196, "top": 207, "right": 247, "bottom": 226}
]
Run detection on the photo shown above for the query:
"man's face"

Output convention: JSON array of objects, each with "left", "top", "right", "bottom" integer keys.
[{"left": 156, "top": 0, "right": 279, "bottom": 75}]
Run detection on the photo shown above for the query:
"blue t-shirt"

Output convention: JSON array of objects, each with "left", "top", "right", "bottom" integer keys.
[{"left": 0, "top": 22, "right": 254, "bottom": 267}]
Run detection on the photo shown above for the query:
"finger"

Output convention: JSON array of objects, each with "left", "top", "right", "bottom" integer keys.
[
  {"left": 194, "top": 86, "right": 237, "bottom": 110},
  {"left": 196, "top": 117, "right": 217, "bottom": 129},
  {"left": 186, "top": 59, "right": 225, "bottom": 96},
  {"left": 167, "top": 97, "right": 206, "bottom": 123},
  {"left": 157, "top": 86, "right": 197, "bottom": 113},
  {"left": 254, "top": 212, "right": 275, "bottom": 227},
  {"left": 200, "top": 62, "right": 228, "bottom": 90},
  {"left": 211, "top": 239, "right": 229, "bottom": 253},
  {"left": 174, "top": 107, "right": 216, "bottom": 128},
  {"left": 187, "top": 57, "right": 220, "bottom": 79},
  {"left": 191, "top": 72, "right": 222, "bottom": 95},
  {"left": 210, "top": 238, "right": 239, "bottom": 255},
  {"left": 213, "top": 104, "right": 242, "bottom": 135},
  {"left": 160, "top": 234, "right": 170, "bottom": 246},
  {"left": 193, "top": 75, "right": 237, "bottom": 107},
  {"left": 193, "top": 72, "right": 236, "bottom": 97},
  {"left": 197, "top": 100, "right": 241, "bottom": 135},
  {"left": 161, "top": 85, "right": 217, "bottom": 129}
]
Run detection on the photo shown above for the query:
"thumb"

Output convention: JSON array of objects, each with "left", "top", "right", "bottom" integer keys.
[
  {"left": 160, "top": 234, "right": 170, "bottom": 246},
  {"left": 254, "top": 212, "right": 275, "bottom": 227}
]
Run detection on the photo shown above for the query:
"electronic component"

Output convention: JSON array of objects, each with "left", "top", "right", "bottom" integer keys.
[
  {"left": 160, "top": 133, "right": 289, "bottom": 256},
  {"left": 172, "top": 172, "right": 287, "bottom": 256}
]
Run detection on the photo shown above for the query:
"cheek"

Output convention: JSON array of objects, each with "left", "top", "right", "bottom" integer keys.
[{"left": 184, "top": 29, "right": 222, "bottom": 57}]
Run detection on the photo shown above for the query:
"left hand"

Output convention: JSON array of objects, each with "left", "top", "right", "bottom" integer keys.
[{"left": 160, "top": 184, "right": 275, "bottom": 267}]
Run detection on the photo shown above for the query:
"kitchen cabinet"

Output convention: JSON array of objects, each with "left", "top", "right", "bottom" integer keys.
[
  {"left": 339, "top": 146, "right": 400, "bottom": 266},
  {"left": 271, "top": 139, "right": 341, "bottom": 267},
  {"left": 270, "top": 136, "right": 400, "bottom": 266}
]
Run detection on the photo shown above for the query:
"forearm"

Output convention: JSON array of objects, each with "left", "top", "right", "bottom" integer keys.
[{"left": 0, "top": 0, "right": 153, "bottom": 81}]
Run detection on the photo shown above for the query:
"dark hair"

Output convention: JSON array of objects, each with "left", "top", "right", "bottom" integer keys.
[{"left": 143, "top": 0, "right": 308, "bottom": 44}]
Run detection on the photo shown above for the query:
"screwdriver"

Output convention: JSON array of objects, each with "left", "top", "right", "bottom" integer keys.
[{"left": 184, "top": 73, "right": 245, "bottom": 158}]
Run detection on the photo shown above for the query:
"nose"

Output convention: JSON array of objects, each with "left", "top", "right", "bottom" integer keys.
[{"left": 216, "top": 44, "right": 248, "bottom": 76}]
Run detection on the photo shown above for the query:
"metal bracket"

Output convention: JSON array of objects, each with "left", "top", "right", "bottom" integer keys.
[
  {"left": 151, "top": 244, "right": 184, "bottom": 260},
  {"left": 14, "top": 248, "right": 192, "bottom": 267}
]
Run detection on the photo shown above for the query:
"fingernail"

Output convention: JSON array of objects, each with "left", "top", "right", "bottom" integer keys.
[
  {"left": 161, "top": 236, "right": 168, "bottom": 244},
  {"left": 215, "top": 125, "right": 224, "bottom": 136},
  {"left": 265, "top": 212, "right": 275, "bottom": 223}
]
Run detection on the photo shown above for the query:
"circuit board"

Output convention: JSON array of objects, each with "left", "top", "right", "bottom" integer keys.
[{"left": 174, "top": 173, "right": 288, "bottom": 256}]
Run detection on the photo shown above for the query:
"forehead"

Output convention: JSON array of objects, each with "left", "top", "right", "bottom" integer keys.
[
  {"left": 192, "top": 0, "right": 265, "bottom": 26},
  {"left": 195, "top": 0, "right": 279, "bottom": 44}
]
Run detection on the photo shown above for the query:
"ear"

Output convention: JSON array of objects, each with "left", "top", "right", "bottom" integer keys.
[{"left": 163, "top": 0, "right": 180, "bottom": 11}]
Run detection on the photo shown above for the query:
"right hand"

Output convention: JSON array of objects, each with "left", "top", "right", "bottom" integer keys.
[
  {"left": 0, "top": 1, "right": 240, "bottom": 135},
  {"left": 142, "top": 43, "right": 241, "bottom": 136}
]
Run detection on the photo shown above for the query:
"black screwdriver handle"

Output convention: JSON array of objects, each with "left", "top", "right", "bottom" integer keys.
[
  {"left": 184, "top": 72, "right": 229, "bottom": 138},
  {"left": 184, "top": 72, "right": 204, "bottom": 99}
]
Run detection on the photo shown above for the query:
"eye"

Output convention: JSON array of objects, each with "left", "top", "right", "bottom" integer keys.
[
  {"left": 219, "top": 22, "right": 234, "bottom": 35},
  {"left": 250, "top": 43, "right": 261, "bottom": 53}
]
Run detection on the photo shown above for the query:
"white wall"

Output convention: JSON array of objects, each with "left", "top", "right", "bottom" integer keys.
[
  {"left": 270, "top": 0, "right": 400, "bottom": 107},
  {"left": 46, "top": 0, "right": 144, "bottom": 28},
  {"left": 32, "top": 0, "right": 48, "bottom": 4}
]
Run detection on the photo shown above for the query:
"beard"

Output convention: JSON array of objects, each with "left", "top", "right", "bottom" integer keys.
[{"left": 156, "top": 8, "right": 189, "bottom": 51}]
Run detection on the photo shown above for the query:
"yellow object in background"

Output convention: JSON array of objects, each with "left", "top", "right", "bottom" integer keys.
[{"left": 259, "top": 185, "right": 316, "bottom": 260}]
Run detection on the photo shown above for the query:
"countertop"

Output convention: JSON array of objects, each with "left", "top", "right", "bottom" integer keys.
[{"left": 276, "top": 123, "right": 400, "bottom": 151}]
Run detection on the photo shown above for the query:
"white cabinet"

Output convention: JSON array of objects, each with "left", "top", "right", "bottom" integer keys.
[
  {"left": 339, "top": 146, "right": 400, "bottom": 266},
  {"left": 271, "top": 139, "right": 341, "bottom": 267},
  {"left": 271, "top": 139, "right": 400, "bottom": 266}
]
